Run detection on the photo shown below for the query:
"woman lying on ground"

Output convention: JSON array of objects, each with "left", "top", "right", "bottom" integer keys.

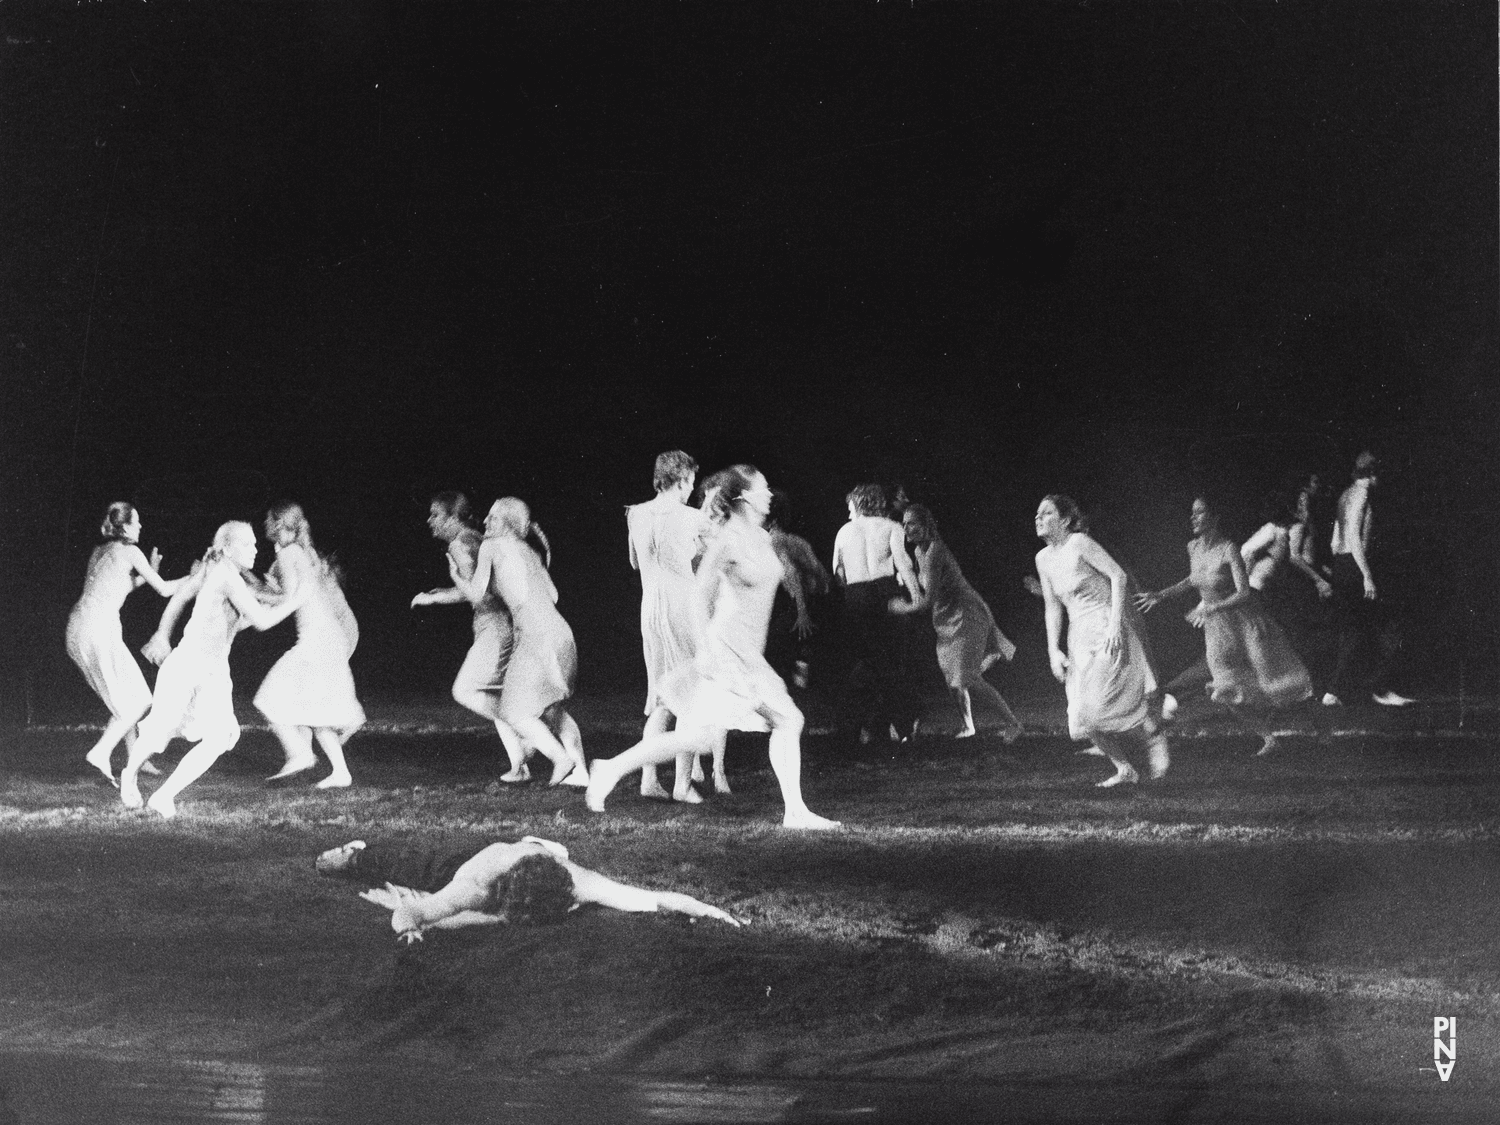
[{"left": 317, "top": 837, "right": 740, "bottom": 942}]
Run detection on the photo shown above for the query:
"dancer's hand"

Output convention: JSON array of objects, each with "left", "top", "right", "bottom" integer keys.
[
  {"left": 148, "top": 547, "right": 163, "bottom": 572},
  {"left": 1315, "top": 578, "right": 1333, "bottom": 600},
  {"left": 1102, "top": 623, "right": 1123, "bottom": 656},
  {"left": 1186, "top": 603, "right": 1207, "bottom": 629},
  {"left": 410, "top": 590, "right": 435, "bottom": 608},
  {"left": 1022, "top": 575, "right": 1044, "bottom": 599},
  {"left": 792, "top": 611, "right": 816, "bottom": 639},
  {"left": 141, "top": 632, "right": 172, "bottom": 665},
  {"left": 1048, "top": 649, "right": 1069, "bottom": 683},
  {"left": 1362, "top": 576, "right": 1377, "bottom": 600},
  {"left": 1135, "top": 590, "right": 1162, "bottom": 613}
]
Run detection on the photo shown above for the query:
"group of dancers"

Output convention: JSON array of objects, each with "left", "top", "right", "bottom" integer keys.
[{"left": 63, "top": 447, "right": 1409, "bottom": 819}]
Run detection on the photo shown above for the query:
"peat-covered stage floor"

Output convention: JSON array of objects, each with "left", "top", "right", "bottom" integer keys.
[{"left": 1, "top": 691, "right": 1496, "bottom": 1123}]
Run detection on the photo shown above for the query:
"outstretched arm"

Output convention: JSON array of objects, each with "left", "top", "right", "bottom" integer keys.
[
  {"left": 774, "top": 544, "right": 816, "bottom": 637},
  {"left": 567, "top": 865, "right": 740, "bottom": 925},
  {"left": 889, "top": 546, "right": 931, "bottom": 615},
  {"left": 225, "top": 567, "right": 308, "bottom": 631},
  {"left": 127, "top": 545, "right": 189, "bottom": 597}
]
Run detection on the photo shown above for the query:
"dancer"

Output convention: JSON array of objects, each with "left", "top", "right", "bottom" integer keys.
[
  {"left": 587, "top": 466, "right": 840, "bottom": 830},
  {"left": 832, "top": 483, "right": 921, "bottom": 744},
  {"left": 254, "top": 503, "right": 365, "bottom": 788},
  {"left": 451, "top": 498, "right": 586, "bottom": 787},
  {"left": 1324, "top": 452, "right": 1413, "bottom": 707},
  {"left": 626, "top": 451, "right": 720, "bottom": 802},
  {"left": 67, "top": 503, "right": 193, "bottom": 784},
  {"left": 119, "top": 521, "right": 309, "bottom": 818},
  {"left": 411, "top": 492, "right": 528, "bottom": 781},
  {"left": 891, "top": 504, "right": 1022, "bottom": 741},
  {"left": 765, "top": 488, "right": 828, "bottom": 690},
  {"left": 318, "top": 837, "right": 739, "bottom": 941},
  {"left": 1034, "top": 495, "right": 1168, "bottom": 786},
  {"left": 1137, "top": 496, "right": 1313, "bottom": 755}
]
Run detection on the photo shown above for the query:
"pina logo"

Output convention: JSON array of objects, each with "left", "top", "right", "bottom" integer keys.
[{"left": 1433, "top": 1017, "right": 1456, "bottom": 1081}]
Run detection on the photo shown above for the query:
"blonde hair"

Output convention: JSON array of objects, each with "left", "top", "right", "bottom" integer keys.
[{"left": 487, "top": 497, "right": 552, "bottom": 569}]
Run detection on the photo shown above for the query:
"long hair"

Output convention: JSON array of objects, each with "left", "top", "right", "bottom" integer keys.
[
  {"left": 846, "top": 483, "right": 886, "bottom": 517},
  {"left": 488, "top": 497, "right": 552, "bottom": 569},
  {"left": 487, "top": 853, "right": 576, "bottom": 925},
  {"left": 706, "top": 464, "right": 760, "bottom": 525},
  {"left": 99, "top": 502, "right": 137, "bottom": 542}
]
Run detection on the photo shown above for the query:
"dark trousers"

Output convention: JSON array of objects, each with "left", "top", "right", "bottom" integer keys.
[
  {"left": 1328, "top": 555, "right": 1400, "bottom": 698},
  {"left": 840, "top": 576, "right": 921, "bottom": 737}
]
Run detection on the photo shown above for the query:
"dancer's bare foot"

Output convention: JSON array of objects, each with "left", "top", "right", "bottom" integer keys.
[
  {"left": 559, "top": 764, "right": 590, "bottom": 789},
  {"left": 672, "top": 783, "right": 704, "bottom": 805},
  {"left": 1075, "top": 745, "right": 1107, "bottom": 757},
  {"left": 585, "top": 758, "right": 622, "bottom": 812},
  {"left": 119, "top": 769, "right": 144, "bottom": 809},
  {"left": 639, "top": 775, "right": 671, "bottom": 800},
  {"left": 1000, "top": 722, "right": 1023, "bottom": 746},
  {"left": 499, "top": 763, "right": 531, "bottom": 784},
  {"left": 139, "top": 759, "right": 162, "bottom": 777},
  {"left": 547, "top": 757, "right": 576, "bottom": 787},
  {"left": 86, "top": 749, "right": 116, "bottom": 785},
  {"left": 1096, "top": 763, "right": 1140, "bottom": 788},
  {"left": 316, "top": 772, "right": 353, "bottom": 789},
  {"left": 713, "top": 772, "right": 732, "bottom": 796},
  {"left": 266, "top": 757, "right": 317, "bottom": 783},
  {"left": 1255, "top": 734, "right": 1280, "bottom": 757},
  {"left": 1147, "top": 735, "right": 1170, "bottom": 780},
  {"left": 783, "top": 809, "right": 841, "bottom": 830},
  {"left": 146, "top": 791, "right": 177, "bottom": 819},
  {"left": 690, "top": 758, "right": 706, "bottom": 784},
  {"left": 955, "top": 726, "right": 977, "bottom": 739}
]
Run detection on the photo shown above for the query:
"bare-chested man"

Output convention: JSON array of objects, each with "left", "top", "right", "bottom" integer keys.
[{"left": 832, "top": 483, "right": 922, "bottom": 744}]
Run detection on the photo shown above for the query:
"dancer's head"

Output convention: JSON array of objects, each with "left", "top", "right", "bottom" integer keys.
[
  {"left": 207, "top": 521, "right": 257, "bottom": 570},
  {"left": 767, "top": 488, "right": 792, "bottom": 531},
  {"left": 315, "top": 840, "right": 367, "bottom": 876},
  {"left": 709, "top": 465, "right": 771, "bottom": 525},
  {"left": 428, "top": 492, "right": 475, "bottom": 542},
  {"left": 846, "top": 483, "right": 886, "bottom": 519},
  {"left": 902, "top": 504, "right": 939, "bottom": 546},
  {"left": 1190, "top": 495, "right": 1222, "bottom": 539},
  {"left": 486, "top": 852, "right": 576, "bottom": 925},
  {"left": 100, "top": 502, "right": 140, "bottom": 543},
  {"left": 1352, "top": 450, "right": 1378, "bottom": 483},
  {"left": 486, "top": 497, "right": 551, "bottom": 568},
  {"left": 653, "top": 451, "right": 698, "bottom": 495},
  {"left": 265, "top": 501, "right": 314, "bottom": 551},
  {"left": 1036, "top": 494, "right": 1086, "bottom": 541}
]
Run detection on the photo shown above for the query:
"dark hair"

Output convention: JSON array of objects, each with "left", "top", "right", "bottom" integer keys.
[
  {"left": 431, "top": 491, "right": 479, "bottom": 530},
  {"left": 846, "top": 483, "right": 886, "bottom": 517},
  {"left": 706, "top": 464, "right": 762, "bottom": 524},
  {"left": 1353, "top": 450, "right": 1378, "bottom": 479},
  {"left": 653, "top": 450, "right": 699, "bottom": 493},
  {"left": 902, "top": 503, "right": 939, "bottom": 545},
  {"left": 488, "top": 853, "right": 576, "bottom": 925},
  {"left": 767, "top": 488, "right": 792, "bottom": 530},
  {"left": 265, "top": 501, "right": 317, "bottom": 553},
  {"left": 1042, "top": 494, "right": 1088, "bottom": 534},
  {"left": 100, "top": 502, "right": 137, "bottom": 542},
  {"left": 886, "top": 484, "right": 912, "bottom": 519}
]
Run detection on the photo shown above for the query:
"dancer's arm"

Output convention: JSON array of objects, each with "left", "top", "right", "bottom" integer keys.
[
  {"left": 448, "top": 537, "right": 495, "bottom": 606},
  {"left": 567, "top": 864, "right": 741, "bottom": 924},
  {"left": 1036, "top": 558, "right": 1068, "bottom": 683},
  {"left": 1136, "top": 572, "right": 1193, "bottom": 612},
  {"left": 1239, "top": 523, "right": 1277, "bottom": 568},
  {"left": 1347, "top": 489, "right": 1376, "bottom": 599},
  {"left": 1200, "top": 543, "right": 1254, "bottom": 618},
  {"left": 888, "top": 545, "right": 931, "bottom": 615},
  {"left": 774, "top": 543, "right": 817, "bottom": 637},
  {"left": 830, "top": 525, "right": 850, "bottom": 586},
  {"left": 692, "top": 533, "right": 730, "bottom": 641},
  {"left": 1287, "top": 525, "right": 1333, "bottom": 598},
  {"left": 889, "top": 522, "right": 919, "bottom": 593},
  {"left": 141, "top": 567, "right": 207, "bottom": 663},
  {"left": 127, "top": 546, "right": 189, "bottom": 597},
  {"left": 412, "top": 540, "right": 476, "bottom": 607},
  {"left": 225, "top": 566, "right": 308, "bottom": 631},
  {"left": 1076, "top": 535, "right": 1127, "bottom": 654}
]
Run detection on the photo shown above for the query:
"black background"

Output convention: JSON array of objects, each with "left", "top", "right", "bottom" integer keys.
[{"left": 3, "top": 1, "right": 1496, "bottom": 715}]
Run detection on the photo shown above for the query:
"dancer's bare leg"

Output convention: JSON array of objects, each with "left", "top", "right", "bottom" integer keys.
[
  {"left": 120, "top": 721, "right": 177, "bottom": 809},
  {"left": 553, "top": 709, "right": 589, "bottom": 787},
  {"left": 513, "top": 717, "right": 573, "bottom": 785},
  {"left": 587, "top": 729, "right": 716, "bottom": 812},
  {"left": 951, "top": 687, "right": 977, "bottom": 738},
  {"left": 709, "top": 730, "right": 730, "bottom": 795},
  {"left": 766, "top": 710, "right": 840, "bottom": 830},
  {"left": 146, "top": 732, "right": 237, "bottom": 819},
  {"left": 266, "top": 723, "right": 318, "bottom": 781},
  {"left": 639, "top": 707, "right": 674, "bottom": 798},
  {"left": 1229, "top": 705, "right": 1279, "bottom": 756},
  {"left": 1090, "top": 732, "right": 1139, "bottom": 788},
  {"left": 313, "top": 726, "right": 354, "bottom": 788},
  {"left": 84, "top": 710, "right": 145, "bottom": 784},
  {"left": 968, "top": 676, "right": 1023, "bottom": 743}
]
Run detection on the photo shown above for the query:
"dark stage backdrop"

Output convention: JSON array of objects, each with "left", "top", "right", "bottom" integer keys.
[{"left": 2, "top": 1, "right": 1496, "bottom": 721}]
